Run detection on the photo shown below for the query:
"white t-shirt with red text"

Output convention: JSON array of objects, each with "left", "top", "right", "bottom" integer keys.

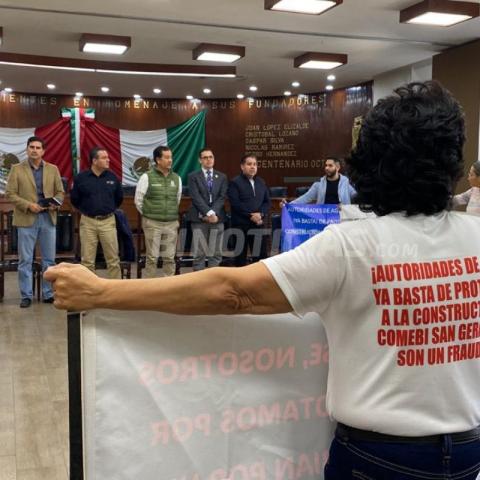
[{"left": 263, "top": 211, "right": 480, "bottom": 436}]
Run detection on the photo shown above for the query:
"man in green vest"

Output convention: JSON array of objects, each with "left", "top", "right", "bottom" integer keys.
[{"left": 134, "top": 146, "right": 182, "bottom": 277}]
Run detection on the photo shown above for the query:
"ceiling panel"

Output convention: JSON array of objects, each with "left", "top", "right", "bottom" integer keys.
[{"left": 0, "top": 0, "right": 478, "bottom": 98}]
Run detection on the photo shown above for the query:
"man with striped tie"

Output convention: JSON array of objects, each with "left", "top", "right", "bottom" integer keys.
[{"left": 187, "top": 148, "right": 228, "bottom": 271}]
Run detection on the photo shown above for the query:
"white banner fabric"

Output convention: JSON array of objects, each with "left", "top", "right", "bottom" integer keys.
[{"left": 80, "top": 310, "right": 335, "bottom": 480}]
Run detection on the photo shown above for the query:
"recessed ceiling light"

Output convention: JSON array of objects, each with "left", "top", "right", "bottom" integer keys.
[
  {"left": 400, "top": 0, "right": 479, "bottom": 26},
  {"left": 133, "top": 94, "right": 141, "bottom": 99},
  {"left": 327, "top": 74, "right": 336, "bottom": 81},
  {"left": 193, "top": 43, "right": 245, "bottom": 63},
  {"left": 101, "top": 86, "right": 110, "bottom": 93},
  {"left": 4, "top": 87, "right": 13, "bottom": 93},
  {"left": 186, "top": 95, "right": 194, "bottom": 100},
  {"left": 284, "top": 90, "right": 292, "bottom": 96},
  {"left": 80, "top": 33, "right": 131, "bottom": 55},
  {"left": 203, "top": 88, "right": 212, "bottom": 94},
  {"left": 75, "top": 92, "right": 83, "bottom": 97},
  {"left": 265, "top": 0, "right": 342, "bottom": 15},
  {"left": 294, "top": 52, "right": 347, "bottom": 70},
  {"left": 249, "top": 85, "right": 258, "bottom": 92},
  {"left": 291, "top": 81, "right": 300, "bottom": 88},
  {"left": 406, "top": 12, "right": 471, "bottom": 25},
  {"left": 237, "top": 93, "right": 245, "bottom": 99},
  {"left": 326, "top": 85, "right": 334, "bottom": 91},
  {"left": 153, "top": 88, "right": 162, "bottom": 94},
  {"left": 47, "top": 83, "right": 56, "bottom": 90}
]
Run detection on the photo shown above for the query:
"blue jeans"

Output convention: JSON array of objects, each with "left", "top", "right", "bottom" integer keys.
[
  {"left": 325, "top": 430, "right": 480, "bottom": 479},
  {"left": 17, "top": 213, "right": 56, "bottom": 300}
]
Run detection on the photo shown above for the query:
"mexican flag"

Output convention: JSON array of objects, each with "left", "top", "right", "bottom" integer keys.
[
  {"left": 0, "top": 119, "right": 73, "bottom": 193},
  {"left": 81, "top": 110, "right": 206, "bottom": 185},
  {"left": 61, "top": 107, "right": 95, "bottom": 177},
  {"left": 0, "top": 109, "right": 206, "bottom": 191}
]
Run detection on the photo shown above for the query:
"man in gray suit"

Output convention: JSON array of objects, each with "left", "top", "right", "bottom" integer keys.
[{"left": 187, "top": 148, "right": 228, "bottom": 271}]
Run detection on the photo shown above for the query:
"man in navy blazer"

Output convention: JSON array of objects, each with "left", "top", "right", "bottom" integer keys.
[
  {"left": 227, "top": 154, "right": 271, "bottom": 266},
  {"left": 187, "top": 148, "right": 228, "bottom": 270}
]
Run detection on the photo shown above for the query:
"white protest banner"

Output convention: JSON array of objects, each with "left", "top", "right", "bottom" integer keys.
[{"left": 70, "top": 310, "right": 335, "bottom": 480}]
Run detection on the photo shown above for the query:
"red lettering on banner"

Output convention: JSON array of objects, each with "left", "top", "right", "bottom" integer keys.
[
  {"left": 139, "top": 346, "right": 297, "bottom": 386},
  {"left": 305, "top": 343, "right": 329, "bottom": 366},
  {"left": 209, "top": 462, "right": 266, "bottom": 480},
  {"left": 447, "top": 341, "right": 480, "bottom": 362},
  {"left": 274, "top": 451, "right": 326, "bottom": 480},
  {"left": 427, "top": 347, "right": 445, "bottom": 365},
  {"left": 170, "top": 452, "right": 329, "bottom": 480},
  {"left": 458, "top": 322, "right": 480, "bottom": 341},
  {"left": 393, "top": 286, "right": 435, "bottom": 305},
  {"left": 436, "top": 283, "right": 452, "bottom": 301},
  {"left": 397, "top": 349, "right": 424, "bottom": 366},
  {"left": 151, "top": 395, "right": 329, "bottom": 446},
  {"left": 372, "top": 256, "right": 479, "bottom": 368},
  {"left": 371, "top": 259, "right": 464, "bottom": 284},
  {"left": 151, "top": 413, "right": 212, "bottom": 446},
  {"left": 464, "top": 256, "right": 480, "bottom": 274},
  {"left": 373, "top": 288, "right": 390, "bottom": 305},
  {"left": 453, "top": 279, "right": 480, "bottom": 299},
  {"left": 380, "top": 309, "right": 409, "bottom": 326},
  {"left": 431, "top": 326, "right": 455, "bottom": 344},
  {"left": 219, "top": 396, "right": 328, "bottom": 434},
  {"left": 378, "top": 328, "right": 428, "bottom": 347}
]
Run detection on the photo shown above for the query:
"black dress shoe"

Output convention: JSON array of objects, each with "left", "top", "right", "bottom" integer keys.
[
  {"left": 20, "top": 298, "right": 32, "bottom": 308},
  {"left": 42, "top": 297, "right": 55, "bottom": 304}
]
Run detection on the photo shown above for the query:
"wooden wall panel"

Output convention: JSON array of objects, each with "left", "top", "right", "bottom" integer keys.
[
  {"left": 433, "top": 40, "right": 480, "bottom": 194},
  {"left": 0, "top": 84, "right": 372, "bottom": 195}
]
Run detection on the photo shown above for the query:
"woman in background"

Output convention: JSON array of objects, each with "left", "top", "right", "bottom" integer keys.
[{"left": 453, "top": 160, "right": 480, "bottom": 214}]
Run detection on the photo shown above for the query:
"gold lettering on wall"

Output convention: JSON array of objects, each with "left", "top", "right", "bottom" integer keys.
[
  {"left": 0, "top": 92, "right": 332, "bottom": 113},
  {"left": 0, "top": 93, "right": 206, "bottom": 111},
  {"left": 244, "top": 122, "right": 310, "bottom": 168},
  {"left": 247, "top": 95, "right": 325, "bottom": 110}
]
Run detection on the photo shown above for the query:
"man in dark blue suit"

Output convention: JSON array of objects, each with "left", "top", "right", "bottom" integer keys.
[
  {"left": 187, "top": 148, "right": 228, "bottom": 270},
  {"left": 227, "top": 154, "right": 271, "bottom": 266}
]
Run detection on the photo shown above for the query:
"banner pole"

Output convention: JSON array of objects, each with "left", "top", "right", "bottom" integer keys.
[{"left": 68, "top": 311, "right": 84, "bottom": 480}]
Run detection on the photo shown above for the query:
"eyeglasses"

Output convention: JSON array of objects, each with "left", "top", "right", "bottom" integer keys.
[{"left": 201, "top": 155, "right": 214, "bottom": 159}]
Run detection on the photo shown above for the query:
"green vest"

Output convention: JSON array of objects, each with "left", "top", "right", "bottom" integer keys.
[{"left": 142, "top": 169, "right": 180, "bottom": 221}]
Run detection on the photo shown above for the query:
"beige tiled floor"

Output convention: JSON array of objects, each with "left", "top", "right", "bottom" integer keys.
[{"left": 0, "top": 272, "right": 69, "bottom": 480}]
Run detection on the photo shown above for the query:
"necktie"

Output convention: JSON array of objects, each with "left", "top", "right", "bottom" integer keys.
[{"left": 206, "top": 170, "right": 213, "bottom": 203}]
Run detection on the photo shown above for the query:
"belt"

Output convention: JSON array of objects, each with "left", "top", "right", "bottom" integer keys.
[
  {"left": 336, "top": 423, "right": 480, "bottom": 444},
  {"left": 83, "top": 213, "right": 114, "bottom": 220}
]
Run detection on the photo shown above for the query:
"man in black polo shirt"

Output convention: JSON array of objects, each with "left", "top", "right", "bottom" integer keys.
[{"left": 70, "top": 146, "right": 123, "bottom": 278}]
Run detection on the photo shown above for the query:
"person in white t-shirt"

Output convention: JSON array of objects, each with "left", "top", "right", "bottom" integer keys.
[
  {"left": 453, "top": 160, "right": 480, "bottom": 215},
  {"left": 46, "top": 82, "right": 480, "bottom": 479}
]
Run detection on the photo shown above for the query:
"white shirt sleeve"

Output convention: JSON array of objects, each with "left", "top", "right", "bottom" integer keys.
[
  {"left": 262, "top": 227, "right": 345, "bottom": 317},
  {"left": 134, "top": 174, "right": 149, "bottom": 214},
  {"left": 177, "top": 176, "right": 182, "bottom": 205},
  {"left": 453, "top": 189, "right": 472, "bottom": 207}
]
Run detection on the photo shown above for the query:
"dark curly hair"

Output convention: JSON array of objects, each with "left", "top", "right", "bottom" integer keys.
[{"left": 346, "top": 81, "right": 465, "bottom": 216}]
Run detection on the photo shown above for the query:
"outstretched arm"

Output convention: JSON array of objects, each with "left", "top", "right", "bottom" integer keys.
[{"left": 44, "top": 262, "right": 293, "bottom": 315}]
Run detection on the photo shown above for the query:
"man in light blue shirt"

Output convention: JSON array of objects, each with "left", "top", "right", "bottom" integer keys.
[{"left": 284, "top": 157, "right": 356, "bottom": 206}]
